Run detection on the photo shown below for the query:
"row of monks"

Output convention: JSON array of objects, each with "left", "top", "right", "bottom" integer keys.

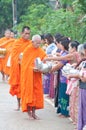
[{"left": 0, "top": 27, "right": 46, "bottom": 119}]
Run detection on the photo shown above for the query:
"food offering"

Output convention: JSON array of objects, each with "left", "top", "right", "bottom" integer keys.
[{"left": 0, "top": 48, "right": 6, "bottom": 58}]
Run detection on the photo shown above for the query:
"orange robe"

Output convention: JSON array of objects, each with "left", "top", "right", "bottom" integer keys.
[
  {"left": 0, "top": 37, "right": 11, "bottom": 44},
  {"left": 1, "top": 38, "right": 16, "bottom": 75},
  {"left": 0, "top": 37, "right": 11, "bottom": 71},
  {"left": 21, "top": 44, "right": 46, "bottom": 112},
  {"left": 9, "top": 38, "right": 32, "bottom": 98}
]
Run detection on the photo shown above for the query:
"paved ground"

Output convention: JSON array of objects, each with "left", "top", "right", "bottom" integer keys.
[{"left": 0, "top": 75, "right": 74, "bottom": 130}]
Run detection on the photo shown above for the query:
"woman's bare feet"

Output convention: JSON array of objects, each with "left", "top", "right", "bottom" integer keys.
[
  {"left": 74, "top": 125, "right": 77, "bottom": 130},
  {"left": 72, "top": 122, "right": 77, "bottom": 125},
  {"left": 58, "top": 114, "right": 69, "bottom": 118}
]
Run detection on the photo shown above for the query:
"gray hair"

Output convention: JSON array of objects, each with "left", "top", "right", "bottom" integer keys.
[
  {"left": 77, "top": 44, "right": 85, "bottom": 55},
  {"left": 32, "top": 34, "right": 41, "bottom": 41}
]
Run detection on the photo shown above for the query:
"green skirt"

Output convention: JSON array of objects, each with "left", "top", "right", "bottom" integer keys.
[{"left": 57, "top": 82, "right": 69, "bottom": 116}]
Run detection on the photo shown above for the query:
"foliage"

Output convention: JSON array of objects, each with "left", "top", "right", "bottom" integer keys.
[
  {"left": 72, "top": 0, "right": 86, "bottom": 42},
  {"left": 59, "top": 0, "right": 75, "bottom": 9},
  {"left": 0, "top": 0, "right": 12, "bottom": 36},
  {"left": 0, "top": 0, "right": 49, "bottom": 36},
  {"left": 18, "top": 3, "right": 86, "bottom": 43},
  {"left": 60, "top": 0, "right": 74, "bottom": 5},
  {"left": 18, "top": 4, "right": 52, "bottom": 35},
  {"left": 41, "top": 9, "right": 81, "bottom": 40},
  {"left": 78, "top": 0, "right": 86, "bottom": 13},
  {"left": 0, "top": 0, "right": 86, "bottom": 43},
  {"left": 78, "top": 15, "right": 86, "bottom": 42},
  {"left": 17, "top": 0, "right": 49, "bottom": 23}
]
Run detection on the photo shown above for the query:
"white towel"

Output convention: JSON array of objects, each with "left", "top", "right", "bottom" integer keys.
[{"left": 6, "top": 55, "right": 11, "bottom": 67}]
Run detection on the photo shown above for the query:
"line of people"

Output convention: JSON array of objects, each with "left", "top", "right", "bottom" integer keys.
[
  {"left": 42, "top": 33, "right": 86, "bottom": 130},
  {"left": 0, "top": 26, "right": 86, "bottom": 130}
]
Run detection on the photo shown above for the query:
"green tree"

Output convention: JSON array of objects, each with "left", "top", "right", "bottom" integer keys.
[
  {"left": 78, "top": 0, "right": 86, "bottom": 13},
  {"left": 0, "top": 0, "right": 12, "bottom": 36},
  {"left": 0, "top": 0, "right": 49, "bottom": 36},
  {"left": 17, "top": 4, "right": 52, "bottom": 35},
  {"left": 18, "top": 3, "right": 86, "bottom": 43},
  {"left": 41, "top": 8, "right": 81, "bottom": 40},
  {"left": 17, "top": 0, "right": 49, "bottom": 23},
  {"left": 59, "top": 0, "right": 74, "bottom": 9}
]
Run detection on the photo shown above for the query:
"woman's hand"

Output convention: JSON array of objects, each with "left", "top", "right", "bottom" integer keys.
[
  {"left": 49, "top": 67, "right": 56, "bottom": 73},
  {"left": 43, "top": 57, "right": 48, "bottom": 62},
  {"left": 43, "top": 57, "right": 52, "bottom": 62},
  {"left": 80, "top": 74, "right": 86, "bottom": 82}
]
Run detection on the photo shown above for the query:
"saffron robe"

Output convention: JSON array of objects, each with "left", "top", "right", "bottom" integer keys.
[
  {"left": 0, "top": 37, "right": 11, "bottom": 44},
  {"left": 9, "top": 38, "right": 32, "bottom": 98},
  {"left": 0, "top": 37, "right": 11, "bottom": 71},
  {"left": 0, "top": 38, "right": 15, "bottom": 75},
  {"left": 21, "top": 44, "right": 46, "bottom": 112}
]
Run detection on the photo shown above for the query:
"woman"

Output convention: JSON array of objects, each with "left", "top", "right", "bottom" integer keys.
[
  {"left": 43, "top": 33, "right": 57, "bottom": 97},
  {"left": 67, "top": 43, "right": 86, "bottom": 130},
  {"left": 44, "top": 36, "right": 70, "bottom": 117}
]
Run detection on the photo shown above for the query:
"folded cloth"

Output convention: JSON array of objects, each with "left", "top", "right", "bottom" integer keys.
[
  {"left": 7, "top": 55, "right": 11, "bottom": 67},
  {"left": 62, "top": 63, "right": 79, "bottom": 76},
  {"left": 66, "top": 78, "right": 79, "bottom": 95}
]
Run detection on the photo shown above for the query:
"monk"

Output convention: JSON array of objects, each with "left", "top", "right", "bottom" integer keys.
[
  {"left": 21, "top": 34, "right": 46, "bottom": 119},
  {"left": 9, "top": 26, "right": 32, "bottom": 110},
  {"left": 2, "top": 38, "right": 16, "bottom": 78},
  {"left": 10, "top": 30, "right": 15, "bottom": 38},
  {"left": 0, "top": 29, "right": 11, "bottom": 44},
  {"left": 0, "top": 31, "right": 16, "bottom": 79},
  {"left": 0, "top": 29, "right": 11, "bottom": 80}
]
